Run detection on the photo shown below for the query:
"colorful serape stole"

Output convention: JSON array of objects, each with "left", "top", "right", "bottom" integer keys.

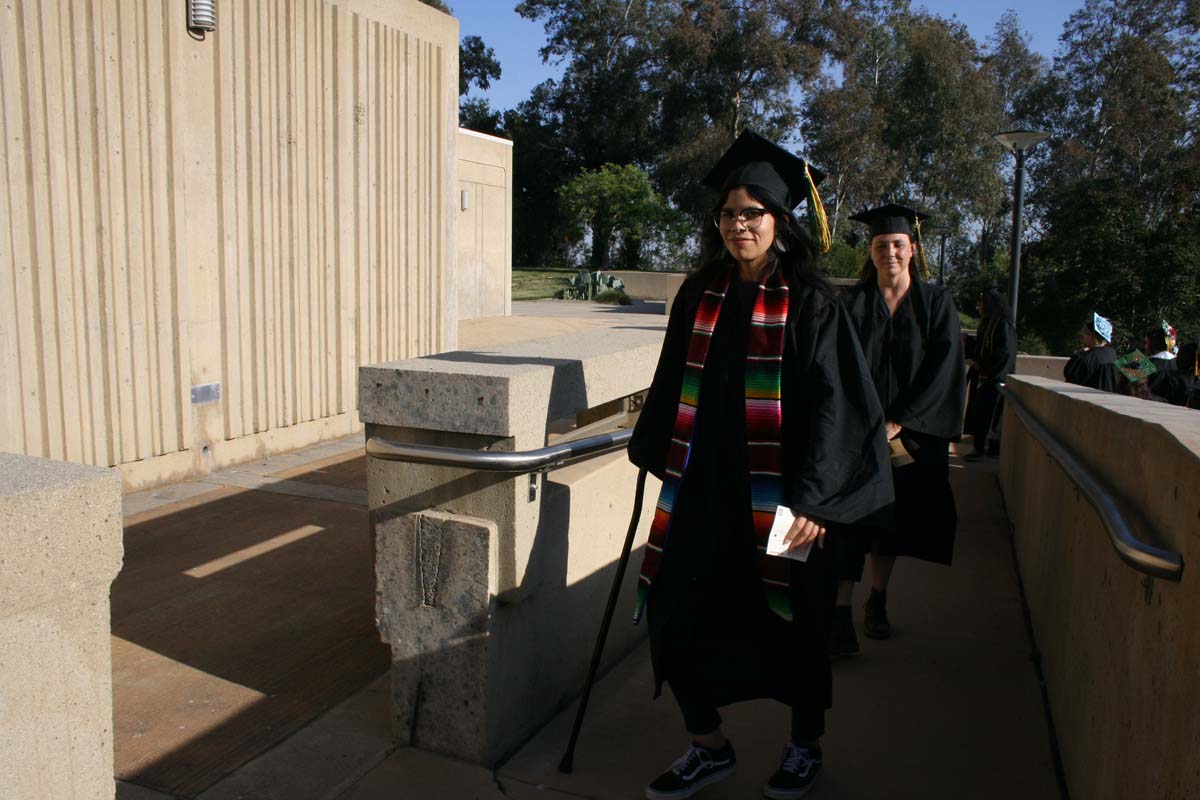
[{"left": 634, "top": 268, "right": 793, "bottom": 623}]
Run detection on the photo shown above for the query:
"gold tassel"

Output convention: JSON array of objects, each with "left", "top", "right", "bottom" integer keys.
[
  {"left": 913, "top": 217, "right": 932, "bottom": 279},
  {"left": 803, "top": 163, "right": 832, "bottom": 254}
]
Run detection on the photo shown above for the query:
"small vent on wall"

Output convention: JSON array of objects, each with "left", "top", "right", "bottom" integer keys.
[{"left": 188, "top": 0, "right": 217, "bottom": 32}]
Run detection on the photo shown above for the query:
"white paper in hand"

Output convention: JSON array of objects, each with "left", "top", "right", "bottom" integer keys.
[{"left": 766, "top": 505, "right": 813, "bottom": 562}]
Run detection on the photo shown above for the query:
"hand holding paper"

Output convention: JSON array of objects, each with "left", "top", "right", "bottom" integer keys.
[{"left": 766, "top": 506, "right": 824, "bottom": 562}]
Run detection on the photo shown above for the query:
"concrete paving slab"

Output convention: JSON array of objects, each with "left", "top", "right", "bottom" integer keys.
[
  {"left": 230, "top": 436, "right": 364, "bottom": 477},
  {"left": 197, "top": 471, "right": 367, "bottom": 507},
  {"left": 123, "top": 481, "right": 233, "bottom": 518},
  {"left": 198, "top": 676, "right": 393, "bottom": 800},
  {"left": 117, "top": 781, "right": 179, "bottom": 800},
  {"left": 499, "top": 464, "right": 1060, "bottom": 800},
  {"left": 336, "top": 748, "right": 507, "bottom": 800}
]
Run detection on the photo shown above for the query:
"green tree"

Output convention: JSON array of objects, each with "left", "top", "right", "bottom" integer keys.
[
  {"left": 1017, "top": 0, "right": 1200, "bottom": 352},
  {"left": 557, "top": 163, "right": 688, "bottom": 270},
  {"left": 652, "top": 0, "right": 832, "bottom": 222}
]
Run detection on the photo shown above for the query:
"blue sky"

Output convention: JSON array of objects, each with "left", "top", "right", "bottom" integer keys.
[{"left": 447, "top": 1, "right": 1085, "bottom": 111}]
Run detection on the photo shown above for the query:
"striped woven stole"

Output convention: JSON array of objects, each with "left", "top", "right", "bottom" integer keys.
[{"left": 634, "top": 269, "right": 792, "bottom": 623}]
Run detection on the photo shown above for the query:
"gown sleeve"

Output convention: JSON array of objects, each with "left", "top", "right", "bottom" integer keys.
[
  {"left": 979, "top": 319, "right": 1017, "bottom": 380},
  {"left": 628, "top": 281, "right": 692, "bottom": 479},
  {"left": 1063, "top": 351, "right": 1089, "bottom": 385},
  {"left": 889, "top": 286, "right": 967, "bottom": 439},
  {"left": 783, "top": 294, "right": 894, "bottom": 525}
]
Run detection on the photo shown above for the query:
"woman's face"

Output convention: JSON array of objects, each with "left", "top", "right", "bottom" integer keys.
[
  {"left": 719, "top": 187, "right": 776, "bottom": 270},
  {"left": 870, "top": 233, "right": 912, "bottom": 281}
]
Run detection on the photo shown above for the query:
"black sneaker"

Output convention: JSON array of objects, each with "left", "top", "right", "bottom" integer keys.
[
  {"left": 863, "top": 589, "right": 891, "bottom": 639},
  {"left": 829, "top": 605, "right": 859, "bottom": 657},
  {"left": 645, "top": 741, "right": 736, "bottom": 800},
  {"left": 763, "top": 743, "right": 822, "bottom": 799}
]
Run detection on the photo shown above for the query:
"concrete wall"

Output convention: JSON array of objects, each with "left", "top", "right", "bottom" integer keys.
[
  {"left": 998, "top": 376, "right": 1200, "bottom": 799},
  {"left": 0, "top": 454, "right": 123, "bottom": 800},
  {"left": 1014, "top": 355, "right": 1069, "bottom": 381},
  {"left": 0, "top": 0, "right": 459, "bottom": 491},
  {"left": 456, "top": 129, "right": 512, "bottom": 321},
  {"left": 603, "top": 270, "right": 686, "bottom": 315},
  {"left": 361, "top": 328, "right": 664, "bottom": 764}
]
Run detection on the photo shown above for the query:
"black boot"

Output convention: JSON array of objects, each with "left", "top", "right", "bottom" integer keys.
[
  {"left": 829, "top": 605, "right": 859, "bottom": 657},
  {"left": 863, "top": 589, "right": 891, "bottom": 640}
]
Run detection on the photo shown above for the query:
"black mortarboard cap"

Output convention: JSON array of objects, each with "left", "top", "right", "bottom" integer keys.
[
  {"left": 702, "top": 130, "right": 826, "bottom": 210},
  {"left": 848, "top": 203, "right": 931, "bottom": 239}
]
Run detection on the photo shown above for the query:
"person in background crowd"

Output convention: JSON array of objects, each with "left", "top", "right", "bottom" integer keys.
[
  {"left": 829, "top": 203, "right": 966, "bottom": 656},
  {"left": 1115, "top": 350, "right": 1158, "bottom": 401},
  {"left": 1063, "top": 313, "right": 1119, "bottom": 392},
  {"left": 964, "top": 288, "right": 1016, "bottom": 460},
  {"left": 628, "top": 131, "right": 893, "bottom": 800},
  {"left": 1145, "top": 321, "right": 1190, "bottom": 405},
  {"left": 1175, "top": 339, "right": 1200, "bottom": 408}
]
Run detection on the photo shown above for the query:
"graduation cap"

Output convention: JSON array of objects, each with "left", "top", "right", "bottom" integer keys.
[
  {"left": 702, "top": 130, "right": 831, "bottom": 252},
  {"left": 1116, "top": 349, "right": 1158, "bottom": 382},
  {"left": 1090, "top": 312, "right": 1114, "bottom": 344},
  {"left": 849, "top": 203, "right": 933, "bottom": 278},
  {"left": 848, "top": 203, "right": 930, "bottom": 239}
]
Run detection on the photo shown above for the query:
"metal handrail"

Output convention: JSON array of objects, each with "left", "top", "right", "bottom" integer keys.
[
  {"left": 366, "top": 428, "right": 633, "bottom": 473},
  {"left": 999, "top": 383, "right": 1184, "bottom": 581}
]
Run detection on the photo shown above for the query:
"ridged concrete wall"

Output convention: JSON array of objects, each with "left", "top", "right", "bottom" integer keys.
[
  {"left": 0, "top": 0, "right": 458, "bottom": 489},
  {"left": 1000, "top": 376, "right": 1200, "bottom": 799}
]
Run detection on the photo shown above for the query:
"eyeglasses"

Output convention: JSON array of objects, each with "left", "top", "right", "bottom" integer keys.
[{"left": 712, "top": 207, "right": 768, "bottom": 230}]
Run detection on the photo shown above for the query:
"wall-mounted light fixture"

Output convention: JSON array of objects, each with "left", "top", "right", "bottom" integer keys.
[
  {"left": 461, "top": 190, "right": 470, "bottom": 211},
  {"left": 188, "top": 0, "right": 217, "bottom": 32}
]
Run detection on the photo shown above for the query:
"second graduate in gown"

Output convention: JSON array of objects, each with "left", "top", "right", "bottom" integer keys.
[{"left": 831, "top": 204, "right": 967, "bottom": 654}]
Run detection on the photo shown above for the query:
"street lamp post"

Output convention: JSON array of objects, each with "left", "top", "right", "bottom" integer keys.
[{"left": 992, "top": 129, "right": 1049, "bottom": 325}]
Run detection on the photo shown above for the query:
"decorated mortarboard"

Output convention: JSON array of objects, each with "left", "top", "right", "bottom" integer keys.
[
  {"left": 1161, "top": 319, "right": 1178, "bottom": 354},
  {"left": 1091, "top": 312, "right": 1114, "bottom": 344},
  {"left": 848, "top": 202, "right": 934, "bottom": 278},
  {"left": 1115, "top": 349, "right": 1158, "bottom": 382},
  {"left": 702, "top": 129, "right": 831, "bottom": 252}
]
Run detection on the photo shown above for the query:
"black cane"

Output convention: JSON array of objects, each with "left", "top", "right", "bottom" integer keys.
[{"left": 558, "top": 467, "right": 649, "bottom": 774}]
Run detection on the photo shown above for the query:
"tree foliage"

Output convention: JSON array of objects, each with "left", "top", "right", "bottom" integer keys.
[
  {"left": 557, "top": 163, "right": 689, "bottom": 271},
  {"left": 465, "top": 0, "right": 1199, "bottom": 352}
]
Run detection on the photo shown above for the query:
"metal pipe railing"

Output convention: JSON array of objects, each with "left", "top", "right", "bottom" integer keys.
[
  {"left": 999, "top": 383, "right": 1184, "bottom": 581},
  {"left": 366, "top": 428, "right": 633, "bottom": 473}
]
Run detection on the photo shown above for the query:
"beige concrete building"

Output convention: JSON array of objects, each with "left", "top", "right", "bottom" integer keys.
[{"left": 0, "top": 0, "right": 511, "bottom": 492}]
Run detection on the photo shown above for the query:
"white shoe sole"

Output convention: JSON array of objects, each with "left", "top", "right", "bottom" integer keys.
[{"left": 644, "top": 764, "right": 736, "bottom": 800}]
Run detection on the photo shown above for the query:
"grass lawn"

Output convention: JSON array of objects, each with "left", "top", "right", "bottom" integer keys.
[{"left": 512, "top": 268, "right": 575, "bottom": 301}]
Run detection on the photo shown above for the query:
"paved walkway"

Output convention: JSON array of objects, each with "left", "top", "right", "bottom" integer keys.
[
  {"left": 117, "top": 451, "right": 1061, "bottom": 800},
  {"left": 116, "top": 299, "right": 1062, "bottom": 800}
]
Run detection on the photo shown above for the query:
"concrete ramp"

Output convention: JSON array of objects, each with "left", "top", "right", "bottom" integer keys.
[{"left": 495, "top": 459, "right": 1062, "bottom": 800}]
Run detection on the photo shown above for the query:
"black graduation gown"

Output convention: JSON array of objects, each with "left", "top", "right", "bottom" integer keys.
[
  {"left": 966, "top": 316, "right": 1017, "bottom": 446},
  {"left": 1063, "top": 346, "right": 1119, "bottom": 392},
  {"left": 843, "top": 279, "right": 967, "bottom": 565},
  {"left": 628, "top": 271, "right": 892, "bottom": 710},
  {"left": 1147, "top": 356, "right": 1190, "bottom": 405}
]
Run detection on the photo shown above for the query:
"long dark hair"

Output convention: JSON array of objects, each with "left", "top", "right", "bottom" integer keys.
[
  {"left": 695, "top": 184, "right": 833, "bottom": 297},
  {"left": 854, "top": 235, "right": 923, "bottom": 286},
  {"left": 980, "top": 288, "right": 1013, "bottom": 323}
]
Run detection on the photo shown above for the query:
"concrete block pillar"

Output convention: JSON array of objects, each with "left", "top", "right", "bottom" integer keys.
[
  {"left": 0, "top": 453, "right": 123, "bottom": 800},
  {"left": 361, "top": 330, "right": 663, "bottom": 765},
  {"left": 375, "top": 510, "right": 498, "bottom": 762}
]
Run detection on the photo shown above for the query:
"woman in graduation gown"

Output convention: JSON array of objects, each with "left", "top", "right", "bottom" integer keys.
[
  {"left": 628, "top": 131, "right": 892, "bottom": 800},
  {"left": 1063, "top": 313, "right": 1120, "bottom": 393},
  {"left": 831, "top": 204, "right": 966, "bottom": 653}
]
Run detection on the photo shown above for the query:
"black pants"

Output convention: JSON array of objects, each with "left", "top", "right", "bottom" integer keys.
[
  {"left": 670, "top": 678, "right": 826, "bottom": 742},
  {"left": 650, "top": 533, "right": 835, "bottom": 746}
]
